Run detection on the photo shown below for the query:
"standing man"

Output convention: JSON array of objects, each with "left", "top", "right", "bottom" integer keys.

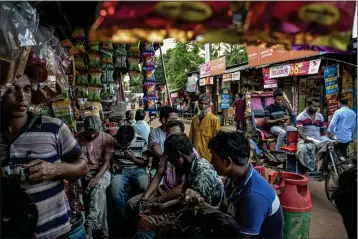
[
  {"left": 189, "top": 93, "right": 220, "bottom": 161},
  {"left": 328, "top": 98, "right": 357, "bottom": 157},
  {"left": 0, "top": 74, "right": 88, "bottom": 239},
  {"left": 134, "top": 109, "right": 150, "bottom": 143},
  {"left": 78, "top": 116, "right": 114, "bottom": 239},
  {"left": 231, "top": 93, "right": 246, "bottom": 131},
  {"left": 148, "top": 106, "right": 178, "bottom": 178},
  {"left": 125, "top": 110, "right": 136, "bottom": 126},
  {"left": 264, "top": 89, "right": 296, "bottom": 152}
]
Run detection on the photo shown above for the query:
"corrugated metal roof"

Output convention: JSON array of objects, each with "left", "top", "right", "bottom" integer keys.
[{"left": 225, "top": 64, "right": 249, "bottom": 73}]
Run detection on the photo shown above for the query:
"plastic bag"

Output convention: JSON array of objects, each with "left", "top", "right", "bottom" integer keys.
[
  {"left": 102, "top": 68, "right": 114, "bottom": 83},
  {"left": 128, "top": 56, "right": 140, "bottom": 71},
  {"left": 101, "top": 52, "right": 113, "bottom": 65},
  {"left": 75, "top": 86, "right": 88, "bottom": 98},
  {"left": 88, "top": 72, "right": 102, "bottom": 86},
  {"left": 74, "top": 41, "right": 86, "bottom": 54},
  {"left": 143, "top": 81, "right": 156, "bottom": 97},
  {"left": 52, "top": 99, "right": 74, "bottom": 128},
  {"left": 142, "top": 42, "right": 155, "bottom": 53},
  {"left": 143, "top": 97, "right": 157, "bottom": 113},
  {"left": 127, "top": 43, "right": 140, "bottom": 55},
  {"left": 142, "top": 53, "right": 156, "bottom": 67},
  {"left": 88, "top": 41, "right": 100, "bottom": 52},
  {"left": 88, "top": 87, "right": 102, "bottom": 102},
  {"left": 128, "top": 71, "right": 141, "bottom": 86},
  {"left": 71, "top": 27, "right": 86, "bottom": 40},
  {"left": 75, "top": 55, "right": 87, "bottom": 70},
  {"left": 76, "top": 73, "right": 88, "bottom": 85},
  {"left": 143, "top": 68, "right": 156, "bottom": 82},
  {"left": 101, "top": 42, "right": 114, "bottom": 55},
  {"left": 87, "top": 52, "right": 101, "bottom": 67}
]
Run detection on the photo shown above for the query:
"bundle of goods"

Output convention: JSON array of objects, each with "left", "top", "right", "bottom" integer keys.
[{"left": 140, "top": 42, "right": 157, "bottom": 114}]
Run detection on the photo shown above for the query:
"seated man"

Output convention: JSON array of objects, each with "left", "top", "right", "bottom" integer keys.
[
  {"left": 135, "top": 133, "right": 224, "bottom": 239},
  {"left": 189, "top": 131, "right": 284, "bottom": 238},
  {"left": 264, "top": 89, "right": 296, "bottom": 152},
  {"left": 296, "top": 97, "right": 331, "bottom": 172}
]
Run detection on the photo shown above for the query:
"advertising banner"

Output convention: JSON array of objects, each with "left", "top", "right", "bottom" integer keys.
[
  {"left": 326, "top": 94, "right": 339, "bottom": 121},
  {"left": 269, "top": 59, "right": 321, "bottom": 79},
  {"left": 324, "top": 65, "right": 339, "bottom": 96},
  {"left": 210, "top": 57, "right": 226, "bottom": 76},
  {"left": 262, "top": 68, "right": 277, "bottom": 89},
  {"left": 200, "top": 62, "right": 210, "bottom": 78},
  {"left": 221, "top": 93, "right": 231, "bottom": 109}
]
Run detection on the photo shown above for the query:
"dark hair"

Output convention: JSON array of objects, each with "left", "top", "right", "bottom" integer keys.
[
  {"left": 339, "top": 98, "right": 348, "bottom": 105},
  {"left": 116, "top": 125, "right": 135, "bottom": 144},
  {"left": 159, "top": 106, "right": 178, "bottom": 120},
  {"left": 158, "top": 208, "right": 240, "bottom": 238},
  {"left": 209, "top": 131, "right": 250, "bottom": 166},
  {"left": 135, "top": 109, "right": 146, "bottom": 121},
  {"left": 126, "top": 110, "right": 133, "bottom": 117},
  {"left": 164, "top": 132, "right": 193, "bottom": 156},
  {"left": 307, "top": 97, "right": 320, "bottom": 106},
  {"left": 238, "top": 93, "right": 243, "bottom": 98},
  {"left": 166, "top": 120, "right": 185, "bottom": 133},
  {"left": 273, "top": 89, "right": 283, "bottom": 98}
]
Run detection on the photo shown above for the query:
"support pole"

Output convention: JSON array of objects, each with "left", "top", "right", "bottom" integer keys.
[{"left": 159, "top": 44, "right": 172, "bottom": 106}]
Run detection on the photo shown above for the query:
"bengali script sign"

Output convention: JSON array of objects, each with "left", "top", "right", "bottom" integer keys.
[
  {"left": 269, "top": 59, "right": 321, "bottom": 79},
  {"left": 200, "top": 62, "right": 210, "bottom": 78},
  {"left": 324, "top": 65, "right": 339, "bottom": 96},
  {"left": 221, "top": 93, "right": 231, "bottom": 109},
  {"left": 262, "top": 68, "right": 277, "bottom": 89},
  {"left": 210, "top": 57, "right": 226, "bottom": 76}
]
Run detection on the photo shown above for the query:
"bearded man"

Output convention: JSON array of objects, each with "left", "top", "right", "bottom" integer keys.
[{"left": 189, "top": 93, "right": 220, "bottom": 161}]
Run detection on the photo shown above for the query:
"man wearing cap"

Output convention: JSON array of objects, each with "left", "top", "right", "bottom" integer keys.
[
  {"left": 78, "top": 116, "right": 115, "bottom": 239},
  {"left": 189, "top": 93, "right": 220, "bottom": 161}
]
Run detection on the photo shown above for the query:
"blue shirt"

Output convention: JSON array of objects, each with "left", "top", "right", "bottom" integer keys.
[
  {"left": 328, "top": 107, "right": 357, "bottom": 143},
  {"left": 225, "top": 165, "right": 284, "bottom": 238},
  {"left": 134, "top": 120, "right": 151, "bottom": 143}
]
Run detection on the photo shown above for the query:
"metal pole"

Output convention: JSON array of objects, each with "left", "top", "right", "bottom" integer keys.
[{"left": 159, "top": 44, "right": 172, "bottom": 106}]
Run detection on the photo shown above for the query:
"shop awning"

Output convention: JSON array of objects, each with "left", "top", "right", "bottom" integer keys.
[{"left": 225, "top": 64, "right": 249, "bottom": 73}]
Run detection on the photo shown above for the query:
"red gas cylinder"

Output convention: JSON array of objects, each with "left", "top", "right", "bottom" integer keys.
[
  {"left": 268, "top": 171, "right": 312, "bottom": 212},
  {"left": 251, "top": 163, "right": 266, "bottom": 178}
]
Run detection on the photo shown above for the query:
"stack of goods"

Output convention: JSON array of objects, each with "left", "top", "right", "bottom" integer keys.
[
  {"left": 141, "top": 43, "right": 157, "bottom": 114},
  {"left": 127, "top": 43, "right": 142, "bottom": 88}
]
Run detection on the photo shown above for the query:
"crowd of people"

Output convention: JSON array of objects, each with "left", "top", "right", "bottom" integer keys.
[{"left": 1, "top": 75, "right": 356, "bottom": 239}]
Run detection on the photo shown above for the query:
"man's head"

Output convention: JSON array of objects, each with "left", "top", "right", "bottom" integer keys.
[
  {"left": 209, "top": 131, "right": 250, "bottom": 176},
  {"left": 135, "top": 109, "right": 146, "bottom": 121},
  {"left": 273, "top": 89, "right": 284, "bottom": 106},
  {"left": 338, "top": 98, "right": 348, "bottom": 108},
  {"left": 159, "top": 106, "right": 178, "bottom": 125},
  {"left": 198, "top": 93, "right": 211, "bottom": 116},
  {"left": 307, "top": 97, "right": 320, "bottom": 114},
  {"left": 126, "top": 110, "right": 134, "bottom": 121},
  {"left": 116, "top": 125, "right": 135, "bottom": 148},
  {"left": 166, "top": 120, "right": 185, "bottom": 135},
  {"left": 2, "top": 75, "right": 32, "bottom": 119},
  {"left": 84, "top": 115, "right": 101, "bottom": 140},
  {"left": 163, "top": 133, "right": 193, "bottom": 171}
]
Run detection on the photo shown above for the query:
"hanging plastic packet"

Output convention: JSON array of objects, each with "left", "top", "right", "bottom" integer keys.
[
  {"left": 108, "top": 82, "right": 115, "bottom": 96},
  {"left": 101, "top": 42, "right": 114, "bottom": 54},
  {"left": 128, "top": 71, "right": 140, "bottom": 86},
  {"left": 88, "top": 41, "right": 100, "bottom": 52},
  {"left": 114, "top": 44, "right": 128, "bottom": 69},
  {"left": 76, "top": 73, "right": 88, "bottom": 85},
  {"left": 101, "top": 52, "right": 113, "bottom": 65},
  {"left": 143, "top": 81, "right": 156, "bottom": 97},
  {"left": 52, "top": 99, "right": 74, "bottom": 128},
  {"left": 142, "top": 53, "right": 156, "bottom": 68},
  {"left": 75, "top": 86, "right": 89, "bottom": 98},
  {"left": 88, "top": 72, "right": 102, "bottom": 86},
  {"left": 128, "top": 56, "right": 140, "bottom": 71},
  {"left": 71, "top": 27, "right": 86, "bottom": 40},
  {"left": 101, "top": 66, "right": 115, "bottom": 83},
  {"left": 143, "top": 97, "right": 157, "bottom": 113},
  {"left": 127, "top": 43, "right": 140, "bottom": 56},
  {"left": 87, "top": 52, "right": 101, "bottom": 68},
  {"left": 142, "top": 42, "right": 155, "bottom": 53},
  {"left": 88, "top": 87, "right": 102, "bottom": 102},
  {"left": 101, "top": 84, "right": 108, "bottom": 98},
  {"left": 75, "top": 55, "right": 87, "bottom": 70},
  {"left": 74, "top": 41, "right": 86, "bottom": 55},
  {"left": 143, "top": 68, "right": 156, "bottom": 82}
]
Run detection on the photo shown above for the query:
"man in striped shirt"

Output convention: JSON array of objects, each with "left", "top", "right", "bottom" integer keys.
[
  {"left": 110, "top": 125, "right": 149, "bottom": 217},
  {"left": 0, "top": 74, "right": 88, "bottom": 239}
]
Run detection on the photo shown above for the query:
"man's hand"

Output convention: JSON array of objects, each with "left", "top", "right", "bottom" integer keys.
[
  {"left": 87, "top": 176, "right": 100, "bottom": 190},
  {"left": 124, "top": 149, "right": 135, "bottom": 159},
  {"left": 24, "top": 159, "right": 58, "bottom": 183},
  {"left": 111, "top": 161, "right": 120, "bottom": 172},
  {"left": 184, "top": 188, "right": 204, "bottom": 205},
  {"left": 140, "top": 197, "right": 158, "bottom": 203},
  {"left": 304, "top": 138, "right": 312, "bottom": 143}
]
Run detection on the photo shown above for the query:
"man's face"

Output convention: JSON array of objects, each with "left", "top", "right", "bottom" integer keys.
[
  {"left": 210, "top": 151, "right": 229, "bottom": 176},
  {"left": 274, "top": 96, "right": 284, "bottom": 106},
  {"left": 166, "top": 126, "right": 182, "bottom": 136},
  {"left": 127, "top": 112, "right": 134, "bottom": 120},
  {"left": 162, "top": 112, "right": 178, "bottom": 124},
  {"left": 84, "top": 131, "right": 100, "bottom": 141},
  {"left": 3, "top": 75, "right": 32, "bottom": 119},
  {"left": 164, "top": 150, "right": 184, "bottom": 171},
  {"left": 308, "top": 102, "right": 320, "bottom": 114},
  {"left": 198, "top": 99, "right": 210, "bottom": 111}
]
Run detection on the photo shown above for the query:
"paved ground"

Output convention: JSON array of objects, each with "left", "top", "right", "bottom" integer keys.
[{"left": 148, "top": 116, "right": 347, "bottom": 238}]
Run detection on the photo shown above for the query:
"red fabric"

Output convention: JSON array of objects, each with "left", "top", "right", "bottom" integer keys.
[
  {"left": 280, "top": 145, "right": 297, "bottom": 153},
  {"left": 234, "top": 99, "right": 246, "bottom": 121}
]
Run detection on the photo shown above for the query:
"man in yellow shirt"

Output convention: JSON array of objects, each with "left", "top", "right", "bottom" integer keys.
[{"left": 189, "top": 93, "right": 220, "bottom": 161}]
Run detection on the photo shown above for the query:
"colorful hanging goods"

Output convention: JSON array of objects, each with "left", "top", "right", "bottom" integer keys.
[
  {"left": 142, "top": 68, "right": 156, "bottom": 82},
  {"left": 88, "top": 41, "right": 100, "bottom": 52},
  {"left": 76, "top": 74, "right": 88, "bottom": 85},
  {"left": 143, "top": 97, "right": 157, "bottom": 113},
  {"left": 143, "top": 81, "right": 156, "bottom": 97},
  {"left": 74, "top": 41, "right": 86, "bottom": 54},
  {"left": 128, "top": 71, "right": 141, "bottom": 86},
  {"left": 88, "top": 87, "right": 102, "bottom": 102},
  {"left": 114, "top": 44, "right": 128, "bottom": 69},
  {"left": 128, "top": 56, "right": 140, "bottom": 71},
  {"left": 127, "top": 43, "right": 140, "bottom": 56},
  {"left": 71, "top": 27, "right": 86, "bottom": 40},
  {"left": 52, "top": 99, "right": 74, "bottom": 128},
  {"left": 88, "top": 72, "right": 102, "bottom": 86},
  {"left": 74, "top": 55, "right": 87, "bottom": 71},
  {"left": 87, "top": 52, "right": 101, "bottom": 68}
]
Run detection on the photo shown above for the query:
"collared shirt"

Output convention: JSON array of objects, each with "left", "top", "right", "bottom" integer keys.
[
  {"left": 189, "top": 112, "right": 220, "bottom": 162},
  {"left": 184, "top": 157, "right": 224, "bottom": 207},
  {"left": 225, "top": 165, "right": 284, "bottom": 238},
  {"left": 328, "top": 106, "right": 357, "bottom": 143},
  {"left": 78, "top": 131, "right": 114, "bottom": 170},
  {"left": 113, "top": 134, "right": 148, "bottom": 168},
  {"left": 0, "top": 114, "right": 82, "bottom": 239},
  {"left": 264, "top": 104, "right": 289, "bottom": 126},
  {"left": 148, "top": 127, "right": 166, "bottom": 151},
  {"left": 296, "top": 109, "right": 325, "bottom": 140},
  {"left": 134, "top": 120, "right": 151, "bottom": 143}
]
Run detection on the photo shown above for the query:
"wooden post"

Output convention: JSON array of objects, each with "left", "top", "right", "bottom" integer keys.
[{"left": 159, "top": 44, "right": 172, "bottom": 106}]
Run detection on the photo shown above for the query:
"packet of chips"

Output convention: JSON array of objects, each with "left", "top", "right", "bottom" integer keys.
[
  {"left": 128, "top": 71, "right": 140, "bottom": 86},
  {"left": 74, "top": 41, "right": 86, "bottom": 54},
  {"left": 102, "top": 68, "right": 115, "bottom": 83},
  {"left": 143, "top": 68, "right": 156, "bottom": 82},
  {"left": 101, "top": 42, "right": 114, "bottom": 55},
  {"left": 52, "top": 99, "right": 74, "bottom": 128},
  {"left": 128, "top": 57, "right": 140, "bottom": 71},
  {"left": 128, "top": 43, "right": 140, "bottom": 55},
  {"left": 87, "top": 52, "right": 101, "bottom": 67},
  {"left": 101, "top": 53, "right": 113, "bottom": 65},
  {"left": 75, "top": 56, "right": 87, "bottom": 71},
  {"left": 76, "top": 74, "right": 88, "bottom": 85},
  {"left": 88, "top": 41, "right": 100, "bottom": 52},
  {"left": 143, "top": 81, "right": 156, "bottom": 97},
  {"left": 142, "top": 54, "right": 156, "bottom": 68},
  {"left": 88, "top": 87, "right": 102, "bottom": 102},
  {"left": 74, "top": 86, "right": 88, "bottom": 98},
  {"left": 143, "top": 97, "right": 157, "bottom": 113},
  {"left": 142, "top": 42, "right": 155, "bottom": 53},
  {"left": 72, "top": 27, "right": 86, "bottom": 40},
  {"left": 88, "top": 72, "right": 102, "bottom": 86}
]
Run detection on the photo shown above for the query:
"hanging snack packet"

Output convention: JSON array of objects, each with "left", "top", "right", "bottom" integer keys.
[
  {"left": 72, "top": 27, "right": 86, "bottom": 40},
  {"left": 102, "top": 68, "right": 115, "bottom": 83},
  {"left": 101, "top": 84, "right": 108, "bottom": 98},
  {"left": 52, "top": 99, "right": 74, "bottom": 128},
  {"left": 108, "top": 83, "right": 115, "bottom": 96},
  {"left": 75, "top": 86, "right": 89, "bottom": 98},
  {"left": 114, "top": 45, "right": 128, "bottom": 69},
  {"left": 128, "top": 57, "right": 140, "bottom": 71},
  {"left": 142, "top": 54, "right": 156, "bottom": 68},
  {"left": 75, "top": 55, "right": 87, "bottom": 71},
  {"left": 101, "top": 42, "right": 114, "bottom": 55},
  {"left": 76, "top": 74, "right": 88, "bottom": 85},
  {"left": 87, "top": 52, "right": 101, "bottom": 68},
  {"left": 143, "top": 97, "right": 157, "bottom": 113},
  {"left": 143, "top": 81, "right": 156, "bottom": 97},
  {"left": 101, "top": 52, "right": 113, "bottom": 65},
  {"left": 143, "top": 68, "right": 156, "bottom": 82},
  {"left": 128, "top": 43, "right": 140, "bottom": 55},
  {"left": 88, "top": 87, "right": 102, "bottom": 102},
  {"left": 142, "top": 42, "right": 155, "bottom": 53},
  {"left": 128, "top": 71, "right": 140, "bottom": 86},
  {"left": 75, "top": 41, "right": 86, "bottom": 54},
  {"left": 88, "top": 72, "right": 102, "bottom": 86},
  {"left": 88, "top": 41, "right": 100, "bottom": 52}
]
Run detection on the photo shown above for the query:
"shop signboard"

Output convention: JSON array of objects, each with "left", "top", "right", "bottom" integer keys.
[
  {"left": 232, "top": 71, "right": 240, "bottom": 81},
  {"left": 200, "top": 62, "right": 210, "bottom": 78},
  {"left": 199, "top": 77, "right": 214, "bottom": 86},
  {"left": 262, "top": 68, "right": 277, "bottom": 89},
  {"left": 222, "top": 73, "right": 232, "bottom": 82},
  {"left": 326, "top": 94, "right": 339, "bottom": 121},
  {"left": 269, "top": 59, "right": 321, "bottom": 79},
  {"left": 221, "top": 93, "right": 231, "bottom": 109},
  {"left": 342, "top": 67, "right": 353, "bottom": 93},
  {"left": 247, "top": 45, "right": 318, "bottom": 67},
  {"left": 210, "top": 57, "right": 226, "bottom": 76},
  {"left": 324, "top": 65, "right": 339, "bottom": 96}
]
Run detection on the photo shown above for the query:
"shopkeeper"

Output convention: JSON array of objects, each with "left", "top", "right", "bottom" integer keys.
[{"left": 0, "top": 74, "right": 88, "bottom": 239}]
